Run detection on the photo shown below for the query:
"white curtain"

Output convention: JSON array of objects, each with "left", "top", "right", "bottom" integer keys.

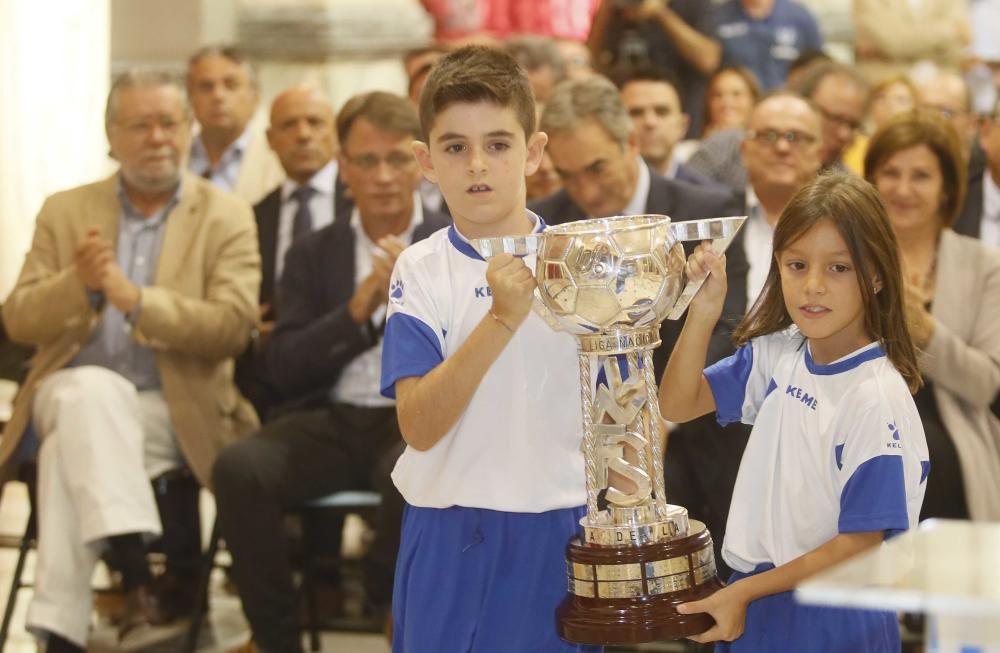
[{"left": 0, "top": 0, "right": 112, "bottom": 300}]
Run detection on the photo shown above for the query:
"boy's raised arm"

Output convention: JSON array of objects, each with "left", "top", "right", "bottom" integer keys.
[{"left": 395, "top": 254, "right": 536, "bottom": 451}]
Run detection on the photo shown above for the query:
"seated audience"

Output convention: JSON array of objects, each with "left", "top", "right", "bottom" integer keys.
[
  {"left": 618, "top": 69, "right": 718, "bottom": 185},
  {"left": 714, "top": 0, "right": 823, "bottom": 91},
  {"left": 686, "top": 59, "right": 867, "bottom": 191},
  {"left": 1, "top": 70, "right": 260, "bottom": 652},
  {"left": 865, "top": 109, "right": 1000, "bottom": 522},
  {"left": 212, "top": 91, "right": 450, "bottom": 653}
]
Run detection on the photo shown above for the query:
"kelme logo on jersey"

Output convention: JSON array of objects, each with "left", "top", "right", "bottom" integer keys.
[
  {"left": 390, "top": 279, "right": 404, "bottom": 306},
  {"left": 784, "top": 384, "right": 818, "bottom": 410},
  {"left": 886, "top": 422, "right": 902, "bottom": 449},
  {"left": 474, "top": 286, "right": 493, "bottom": 299}
]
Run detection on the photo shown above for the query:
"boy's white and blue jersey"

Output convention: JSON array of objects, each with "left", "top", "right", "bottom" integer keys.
[
  {"left": 704, "top": 327, "right": 929, "bottom": 574},
  {"left": 379, "top": 212, "right": 588, "bottom": 512}
]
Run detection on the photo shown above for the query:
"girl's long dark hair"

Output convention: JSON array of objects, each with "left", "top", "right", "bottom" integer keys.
[{"left": 733, "top": 172, "right": 922, "bottom": 392}]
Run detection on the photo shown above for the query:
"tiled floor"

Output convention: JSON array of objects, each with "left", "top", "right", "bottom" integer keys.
[{"left": 0, "top": 481, "right": 390, "bottom": 653}]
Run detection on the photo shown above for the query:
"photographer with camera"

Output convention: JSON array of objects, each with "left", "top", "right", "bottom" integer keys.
[{"left": 587, "top": 0, "right": 720, "bottom": 136}]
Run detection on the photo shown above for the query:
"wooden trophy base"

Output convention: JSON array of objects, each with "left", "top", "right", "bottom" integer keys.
[{"left": 557, "top": 520, "right": 724, "bottom": 645}]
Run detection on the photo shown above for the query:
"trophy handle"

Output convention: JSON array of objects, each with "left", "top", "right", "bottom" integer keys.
[
  {"left": 469, "top": 235, "right": 566, "bottom": 332},
  {"left": 666, "top": 216, "right": 746, "bottom": 321}
]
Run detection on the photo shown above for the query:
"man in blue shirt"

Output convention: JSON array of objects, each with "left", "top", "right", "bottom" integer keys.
[{"left": 715, "top": 0, "right": 823, "bottom": 90}]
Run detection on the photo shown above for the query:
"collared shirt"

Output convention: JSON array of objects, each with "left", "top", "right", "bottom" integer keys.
[
  {"left": 715, "top": 0, "right": 823, "bottom": 91},
  {"left": 330, "top": 196, "right": 424, "bottom": 408},
  {"left": 743, "top": 186, "right": 776, "bottom": 306},
  {"left": 69, "top": 177, "right": 181, "bottom": 390},
  {"left": 275, "top": 161, "right": 339, "bottom": 280},
  {"left": 983, "top": 170, "right": 1000, "bottom": 249},
  {"left": 620, "top": 157, "right": 652, "bottom": 217},
  {"left": 188, "top": 127, "right": 252, "bottom": 193}
]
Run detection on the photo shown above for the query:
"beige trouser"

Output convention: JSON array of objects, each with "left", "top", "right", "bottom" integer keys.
[{"left": 25, "top": 366, "right": 184, "bottom": 646}]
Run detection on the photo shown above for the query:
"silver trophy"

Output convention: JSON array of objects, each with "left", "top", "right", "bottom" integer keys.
[{"left": 474, "top": 214, "right": 745, "bottom": 644}]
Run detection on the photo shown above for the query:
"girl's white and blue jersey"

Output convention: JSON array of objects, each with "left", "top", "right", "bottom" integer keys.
[
  {"left": 704, "top": 327, "right": 929, "bottom": 574},
  {"left": 379, "top": 212, "right": 588, "bottom": 513}
]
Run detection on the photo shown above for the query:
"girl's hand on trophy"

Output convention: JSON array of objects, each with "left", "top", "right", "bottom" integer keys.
[
  {"left": 676, "top": 583, "right": 749, "bottom": 643},
  {"left": 686, "top": 241, "right": 727, "bottom": 323},
  {"left": 486, "top": 253, "right": 537, "bottom": 330}
]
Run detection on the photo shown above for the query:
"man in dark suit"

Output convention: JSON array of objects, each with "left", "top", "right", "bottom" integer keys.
[
  {"left": 618, "top": 69, "right": 719, "bottom": 187},
  {"left": 253, "top": 86, "right": 353, "bottom": 320},
  {"left": 212, "top": 91, "right": 450, "bottom": 653},
  {"left": 531, "top": 75, "right": 748, "bottom": 376},
  {"left": 955, "top": 103, "right": 999, "bottom": 247}
]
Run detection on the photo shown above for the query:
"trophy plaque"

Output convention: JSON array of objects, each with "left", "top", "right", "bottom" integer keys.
[{"left": 474, "top": 214, "right": 745, "bottom": 645}]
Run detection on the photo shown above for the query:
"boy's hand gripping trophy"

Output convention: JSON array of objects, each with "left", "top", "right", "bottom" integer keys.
[{"left": 474, "top": 214, "right": 745, "bottom": 645}]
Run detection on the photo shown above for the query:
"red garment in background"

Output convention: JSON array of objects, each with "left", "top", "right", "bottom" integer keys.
[{"left": 421, "top": 0, "right": 599, "bottom": 41}]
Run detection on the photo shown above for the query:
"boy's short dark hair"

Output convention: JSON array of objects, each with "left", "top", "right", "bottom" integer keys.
[{"left": 418, "top": 46, "right": 536, "bottom": 141}]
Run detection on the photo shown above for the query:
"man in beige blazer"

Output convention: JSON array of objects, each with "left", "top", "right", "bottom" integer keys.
[
  {"left": 0, "top": 70, "right": 260, "bottom": 652},
  {"left": 186, "top": 44, "right": 284, "bottom": 206}
]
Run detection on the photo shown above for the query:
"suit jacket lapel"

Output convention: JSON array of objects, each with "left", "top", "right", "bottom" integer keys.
[
  {"left": 155, "top": 173, "right": 202, "bottom": 285},
  {"left": 92, "top": 175, "right": 125, "bottom": 248}
]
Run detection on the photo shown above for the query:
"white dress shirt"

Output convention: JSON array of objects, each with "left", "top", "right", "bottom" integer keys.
[
  {"left": 276, "top": 161, "right": 339, "bottom": 280},
  {"left": 743, "top": 187, "right": 777, "bottom": 307},
  {"left": 331, "top": 195, "right": 424, "bottom": 407}
]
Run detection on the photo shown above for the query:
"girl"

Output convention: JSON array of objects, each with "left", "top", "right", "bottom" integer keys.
[{"left": 659, "top": 172, "right": 929, "bottom": 652}]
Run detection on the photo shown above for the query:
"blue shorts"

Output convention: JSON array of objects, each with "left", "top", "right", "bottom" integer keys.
[
  {"left": 391, "top": 503, "right": 603, "bottom": 653},
  {"left": 716, "top": 564, "right": 900, "bottom": 653}
]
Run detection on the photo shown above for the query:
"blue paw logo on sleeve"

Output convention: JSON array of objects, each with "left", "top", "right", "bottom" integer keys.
[
  {"left": 885, "top": 422, "right": 902, "bottom": 450},
  {"left": 390, "top": 279, "right": 404, "bottom": 306}
]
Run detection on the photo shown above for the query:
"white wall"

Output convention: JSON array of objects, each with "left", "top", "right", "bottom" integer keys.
[{"left": 0, "top": 0, "right": 112, "bottom": 300}]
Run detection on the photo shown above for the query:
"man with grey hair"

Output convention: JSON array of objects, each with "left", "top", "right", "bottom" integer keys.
[
  {"left": 187, "top": 44, "right": 284, "bottom": 205},
  {"left": 531, "top": 74, "right": 748, "bottom": 377},
  {"left": 0, "top": 70, "right": 260, "bottom": 652}
]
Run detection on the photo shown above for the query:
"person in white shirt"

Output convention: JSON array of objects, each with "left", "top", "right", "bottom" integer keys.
[{"left": 659, "top": 173, "right": 928, "bottom": 651}]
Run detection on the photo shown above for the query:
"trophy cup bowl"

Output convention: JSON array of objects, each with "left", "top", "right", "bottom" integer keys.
[{"left": 474, "top": 214, "right": 745, "bottom": 645}]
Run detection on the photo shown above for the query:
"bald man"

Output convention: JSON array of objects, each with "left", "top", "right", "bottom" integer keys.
[{"left": 256, "top": 86, "right": 352, "bottom": 317}]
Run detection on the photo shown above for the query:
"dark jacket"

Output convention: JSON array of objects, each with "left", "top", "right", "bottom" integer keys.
[{"left": 530, "top": 168, "right": 749, "bottom": 378}]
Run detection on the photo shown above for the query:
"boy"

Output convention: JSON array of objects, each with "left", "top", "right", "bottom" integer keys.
[{"left": 380, "top": 47, "right": 600, "bottom": 653}]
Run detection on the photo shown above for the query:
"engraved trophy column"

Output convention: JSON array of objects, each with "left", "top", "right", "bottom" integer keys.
[{"left": 474, "top": 214, "right": 745, "bottom": 645}]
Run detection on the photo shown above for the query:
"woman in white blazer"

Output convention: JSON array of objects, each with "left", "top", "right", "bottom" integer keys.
[{"left": 866, "top": 109, "right": 1000, "bottom": 521}]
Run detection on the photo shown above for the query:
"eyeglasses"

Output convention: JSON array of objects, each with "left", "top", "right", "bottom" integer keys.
[
  {"left": 746, "top": 129, "right": 818, "bottom": 148},
  {"left": 345, "top": 151, "right": 415, "bottom": 171},
  {"left": 118, "top": 117, "right": 186, "bottom": 137},
  {"left": 816, "top": 106, "right": 863, "bottom": 133}
]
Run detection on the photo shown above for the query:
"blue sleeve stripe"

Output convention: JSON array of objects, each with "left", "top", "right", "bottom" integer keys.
[
  {"left": 704, "top": 344, "right": 754, "bottom": 426},
  {"left": 920, "top": 460, "right": 931, "bottom": 484},
  {"left": 380, "top": 313, "right": 444, "bottom": 399},
  {"left": 839, "top": 455, "right": 910, "bottom": 537}
]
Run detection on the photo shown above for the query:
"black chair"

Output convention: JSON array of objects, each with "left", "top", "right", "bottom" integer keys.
[
  {"left": 184, "top": 490, "right": 382, "bottom": 653},
  {"left": 0, "top": 462, "right": 37, "bottom": 651}
]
